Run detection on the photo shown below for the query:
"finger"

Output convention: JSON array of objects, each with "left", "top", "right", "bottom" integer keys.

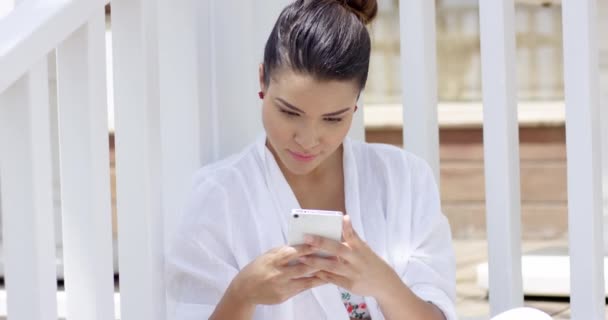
[
  {"left": 272, "top": 246, "right": 296, "bottom": 263},
  {"left": 314, "top": 270, "right": 351, "bottom": 289},
  {"left": 275, "top": 244, "right": 317, "bottom": 266},
  {"left": 342, "top": 215, "right": 361, "bottom": 244},
  {"left": 290, "top": 276, "right": 327, "bottom": 294},
  {"left": 304, "top": 235, "right": 350, "bottom": 259},
  {"left": 282, "top": 262, "right": 321, "bottom": 279},
  {"left": 298, "top": 255, "right": 351, "bottom": 277}
]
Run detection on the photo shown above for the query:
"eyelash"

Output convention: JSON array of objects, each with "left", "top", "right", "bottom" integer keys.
[{"left": 280, "top": 109, "right": 343, "bottom": 123}]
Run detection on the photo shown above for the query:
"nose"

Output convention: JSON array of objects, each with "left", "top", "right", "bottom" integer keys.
[{"left": 294, "top": 123, "right": 320, "bottom": 151}]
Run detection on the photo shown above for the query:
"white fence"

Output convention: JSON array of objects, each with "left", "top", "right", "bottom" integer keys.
[{"left": 0, "top": 0, "right": 606, "bottom": 319}]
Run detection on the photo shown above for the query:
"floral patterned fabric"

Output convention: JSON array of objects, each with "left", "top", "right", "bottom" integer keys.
[{"left": 339, "top": 288, "right": 371, "bottom": 319}]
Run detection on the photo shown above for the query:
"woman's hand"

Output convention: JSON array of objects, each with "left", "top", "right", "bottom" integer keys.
[
  {"left": 298, "top": 215, "right": 400, "bottom": 299},
  {"left": 228, "top": 244, "right": 328, "bottom": 306}
]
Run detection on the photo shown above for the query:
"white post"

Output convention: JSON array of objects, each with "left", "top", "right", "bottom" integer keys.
[
  {"left": 111, "top": 0, "right": 165, "bottom": 318},
  {"left": 155, "top": 1, "right": 203, "bottom": 317},
  {"left": 195, "top": 0, "right": 217, "bottom": 164},
  {"left": 0, "top": 0, "right": 14, "bottom": 278},
  {"left": 478, "top": 0, "right": 523, "bottom": 315},
  {"left": 598, "top": 0, "right": 608, "bottom": 253},
  {"left": 197, "top": 0, "right": 289, "bottom": 163},
  {"left": 348, "top": 94, "right": 366, "bottom": 142},
  {"left": 399, "top": 0, "right": 441, "bottom": 183},
  {"left": 561, "top": 0, "right": 606, "bottom": 319},
  {"left": 209, "top": 0, "right": 263, "bottom": 159},
  {"left": 56, "top": 12, "right": 115, "bottom": 320},
  {"left": 0, "top": 60, "right": 58, "bottom": 320}
]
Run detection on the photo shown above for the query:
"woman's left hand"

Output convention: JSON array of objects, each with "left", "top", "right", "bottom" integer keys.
[{"left": 298, "top": 214, "right": 400, "bottom": 298}]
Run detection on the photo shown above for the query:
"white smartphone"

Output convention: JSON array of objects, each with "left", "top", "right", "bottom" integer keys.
[{"left": 287, "top": 209, "right": 343, "bottom": 258}]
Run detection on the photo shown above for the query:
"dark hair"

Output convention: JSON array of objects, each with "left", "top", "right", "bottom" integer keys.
[{"left": 263, "top": 0, "right": 378, "bottom": 92}]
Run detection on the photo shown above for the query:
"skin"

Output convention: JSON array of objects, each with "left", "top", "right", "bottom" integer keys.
[{"left": 209, "top": 65, "right": 446, "bottom": 320}]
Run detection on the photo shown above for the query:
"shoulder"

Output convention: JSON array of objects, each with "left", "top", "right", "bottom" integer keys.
[
  {"left": 190, "top": 142, "right": 262, "bottom": 193},
  {"left": 180, "top": 142, "right": 264, "bottom": 222}
]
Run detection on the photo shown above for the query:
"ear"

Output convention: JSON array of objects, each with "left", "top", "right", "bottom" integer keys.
[{"left": 258, "top": 63, "right": 266, "bottom": 93}]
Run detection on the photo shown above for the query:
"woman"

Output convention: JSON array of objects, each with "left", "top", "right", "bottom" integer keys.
[{"left": 166, "top": 0, "right": 456, "bottom": 319}]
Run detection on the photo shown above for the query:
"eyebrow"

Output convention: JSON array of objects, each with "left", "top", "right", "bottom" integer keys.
[{"left": 275, "top": 97, "right": 351, "bottom": 117}]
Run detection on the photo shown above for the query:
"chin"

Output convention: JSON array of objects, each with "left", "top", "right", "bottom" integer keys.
[
  {"left": 280, "top": 153, "right": 319, "bottom": 176},
  {"left": 286, "top": 165, "right": 316, "bottom": 176},
  {"left": 284, "top": 161, "right": 318, "bottom": 176}
]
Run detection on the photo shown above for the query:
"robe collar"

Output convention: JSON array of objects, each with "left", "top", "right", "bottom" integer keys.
[
  {"left": 255, "top": 133, "right": 366, "bottom": 243},
  {"left": 254, "top": 133, "right": 382, "bottom": 319}
]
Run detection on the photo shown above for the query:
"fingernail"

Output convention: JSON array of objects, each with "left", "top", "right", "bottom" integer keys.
[{"left": 298, "top": 256, "right": 307, "bottom": 262}]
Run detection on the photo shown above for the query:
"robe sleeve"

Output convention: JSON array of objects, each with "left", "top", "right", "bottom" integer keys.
[
  {"left": 401, "top": 155, "right": 458, "bottom": 320},
  {"left": 165, "top": 177, "right": 240, "bottom": 320}
]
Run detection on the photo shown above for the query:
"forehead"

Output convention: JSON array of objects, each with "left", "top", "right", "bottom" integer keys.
[{"left": 268, "top": 69, "right": 360, "bottom": 110}]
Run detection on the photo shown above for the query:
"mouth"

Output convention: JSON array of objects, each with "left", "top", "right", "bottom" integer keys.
[{"left": 288, "top": 150, "right": 317, "bottom": 162}]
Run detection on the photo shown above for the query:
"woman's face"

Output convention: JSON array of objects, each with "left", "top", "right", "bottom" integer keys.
[{"left": 260, "top": 66, "right": 359, "bottom": 177}]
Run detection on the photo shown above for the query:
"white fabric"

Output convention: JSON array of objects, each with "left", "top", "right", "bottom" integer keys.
[
  {"left": 490, "top": 308, "right": 551, "bottom": 320},
  {"left": 166, "top": 133, "right": 457, "bottom": 320}
]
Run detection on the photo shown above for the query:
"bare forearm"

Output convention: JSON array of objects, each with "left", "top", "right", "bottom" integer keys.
[
  {"left": 375, "top": 273, "right": 446, "bottom": 320},
  {"left": 209, "top": 283, "right": 256, "bottom": 320}
]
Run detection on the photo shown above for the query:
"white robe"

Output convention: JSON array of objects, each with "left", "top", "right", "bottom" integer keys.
[{"left": 166, "top": 133, "right": 457, "bottom": 320}]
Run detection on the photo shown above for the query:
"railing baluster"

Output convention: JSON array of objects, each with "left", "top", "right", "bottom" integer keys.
[
  {"left": 111, "top": 0, "right": 165, "bottom": 318},
  {"left": 561, "top": 0, "right": 606, "bottom": 318},
  {"left": 399, "top": 0, "right": 441, "bottom": 182},
  {"left": 211, "top": 1, "right": 262, "bottom": 158},
  {"left": 478, "top": 0, "right": 524, "bottom": 316},
  {"left": 56, "top": 11, "right": 115, "bottom": 320},
  {"left": 156, "top": 0, "right": 202, "bottom": 285},
  {"left": 0, "top": 59, "right": 58, "bottom": 320},
  {"left": 600, "top": 0, "right": 608, "bottom": 278}
]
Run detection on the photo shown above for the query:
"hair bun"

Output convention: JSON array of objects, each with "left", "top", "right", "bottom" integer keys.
[{"left": 339, "top": 0, "right": 378, "bottom": 24}]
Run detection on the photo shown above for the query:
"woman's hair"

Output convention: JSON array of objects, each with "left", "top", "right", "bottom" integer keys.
[{"left": 263, "top": 0, "right": 378, "bottom": 91}]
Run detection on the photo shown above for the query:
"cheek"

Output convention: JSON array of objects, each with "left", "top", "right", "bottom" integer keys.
[
  {"left": 262, "top": 107, "right": 290, "bottom": 140},
  {"left": 328, "top": 122, "right": 351, "bottom": 142}
]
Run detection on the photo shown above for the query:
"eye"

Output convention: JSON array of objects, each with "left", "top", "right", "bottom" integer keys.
[
  {"left": 324, "top": 117, "right": 343, "bottom": 123},
  {"left": 280, "top": 109, "right": 300, "bottom": 117}
]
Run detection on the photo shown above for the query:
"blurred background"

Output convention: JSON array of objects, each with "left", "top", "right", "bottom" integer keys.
[
  {"left": 365, "top": 0, "right": 591, "bottom": 241},
  {"left": 361, "top": 1, "right": 607, "bottom": 317}
]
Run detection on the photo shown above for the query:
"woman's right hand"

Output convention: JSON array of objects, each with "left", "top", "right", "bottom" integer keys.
[{"left": 227, "top": 244, "right": 327, "bottom": 306}]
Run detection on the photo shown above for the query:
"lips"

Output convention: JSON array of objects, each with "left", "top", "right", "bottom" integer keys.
[{"left": 288, "top": 150, "right": 317, "bottom": 162}]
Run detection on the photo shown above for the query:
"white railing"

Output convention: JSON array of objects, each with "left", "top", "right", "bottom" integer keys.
[
  {"left": 0, "top": 1, "right": 606, "bottom": 320},
  {"left": 1, "top": 0, "right": 113, "bottom": 319},
  {"left": 398, "top": 0, "right": 607, "bottom": 318}
]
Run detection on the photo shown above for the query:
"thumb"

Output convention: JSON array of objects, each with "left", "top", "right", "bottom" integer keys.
[{"left": 342, "top": 214, "right": 359, "bottom": 243}]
